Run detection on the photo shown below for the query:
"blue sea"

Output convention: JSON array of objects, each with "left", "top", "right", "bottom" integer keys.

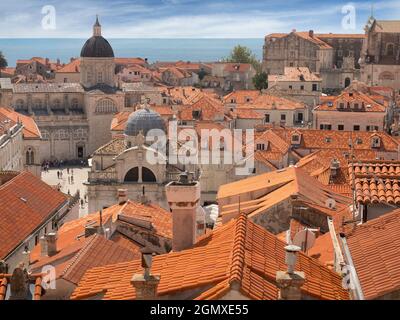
[{"left": 0, "top": 38, "right": 264, "bottom": 67}]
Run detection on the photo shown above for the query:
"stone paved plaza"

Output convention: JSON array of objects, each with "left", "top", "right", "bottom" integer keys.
[{"left": 41, "top": 167, "right": 91, "bottom": 217}]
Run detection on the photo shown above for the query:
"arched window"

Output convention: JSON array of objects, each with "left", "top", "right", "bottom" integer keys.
[
  {"left": 142, "top": 167, "right": 157, "bottom": 182},
  {"left": 124, "top": 167, "right": 139, "bottom": 182},
  {"left": 95, "top": 99, "right": 117, "bottom": 114},
  {"left": 26, "top": 148, "right": 34, "bottom": 165},
  {"left": 344, "top": 77, "right": 351, "bottom": 88}
]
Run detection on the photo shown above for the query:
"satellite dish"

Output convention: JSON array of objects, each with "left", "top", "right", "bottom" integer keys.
[
  {"left": 325, "top": 198, "right": 336, "bottom": 210},
  {"left": 293, "top": 229, "right": 316, "bottom": 251}
]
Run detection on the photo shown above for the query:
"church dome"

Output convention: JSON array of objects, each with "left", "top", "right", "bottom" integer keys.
[
  {"left": 125, "top": 108, "right": 166, "bottom": 136},
  {"left": 81, "top": 37, "right": 115, "bottom": 58},
  {"left": 80, "top": 16, "right": 114, "bottom": 58}
]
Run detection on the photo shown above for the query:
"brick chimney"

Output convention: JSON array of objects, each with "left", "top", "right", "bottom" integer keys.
[
  {"left": 165, "top": 172, "right": 200, "bottom": 252},
  {"left": 40, "top": 233, "right": 57, "bottom": 257},
  {"left": 276, "top": 245, "right": 305, "bottom": 300},
  {"left": 131, "top": 247, "right": 160, "bottom": 300},
  {"left": 118, "top": 189, "right": 128, "bottom": 205}
]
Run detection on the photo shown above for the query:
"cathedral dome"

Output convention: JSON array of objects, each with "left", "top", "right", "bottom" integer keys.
[
  {"left": 80, "top": 16, "right": 114, "bottom": 58},
  {"left": 125, "top": 108, "right": 166, "bottom": 137},
  {"left": 81, "top": 37, "right": 115, "bottom": 58}
]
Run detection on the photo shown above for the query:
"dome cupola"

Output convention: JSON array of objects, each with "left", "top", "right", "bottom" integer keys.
[
  {"left": 80, "top": 16, "right": 114, "bottom": 58},
  {"left": 125, "top": 107, "right": 166, "bottom": 137}
]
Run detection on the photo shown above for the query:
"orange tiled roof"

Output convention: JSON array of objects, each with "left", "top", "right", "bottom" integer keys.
[
  {"left": 223, "top": 90, "right": 261, "bottom": 104},
  {"left": 178, "top": 96, "right": 225, "bottom": 121},
  {"left": 218, "top": 167, "right": 351, "bottom": 222},
  {"left": 0, "top": 107, "right": 41, "bottom": 139},
  {"left": 114, "top": 58, "right": 147, "bottom": 66},
  {"left": 267, "top": 127, "right": 399, "bottom": 152},
  {"left": 240, "top": 94, "right": 307, "bottom": 111},
  {"left": 233, "top": 108, "right": 264, "bottom": 119},
  {"left": 61, "top": 234, "right": 139, "bottom": 285},
  {"left": 349, "top": 160, "right": 400, "bottom": 205},
  {"left": 118, "top": 200, "right": 172, "bottom": 239},
  {"left": 315, "top": 90, "right": 386, "bottom": 112},
  {"left": 71, "top": 215, "right": 349, "bottom": 300},
  {"left": 0, "top": 172, "right": 68, "bottom": 259},
  {"left": 344, "top": 208, "right": 400, "bottom": 299},
  {"left": 56, "top": 59, "right": 80, "bottom": 73}
]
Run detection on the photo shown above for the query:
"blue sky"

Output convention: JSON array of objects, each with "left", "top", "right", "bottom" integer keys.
[{"left": 0, "top": 0, "right": 399, "bottom": 38}]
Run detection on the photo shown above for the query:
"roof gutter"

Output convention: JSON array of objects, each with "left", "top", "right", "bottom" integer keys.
[{"left": 339, "top": 234, "right": 365, "bottom": 300}]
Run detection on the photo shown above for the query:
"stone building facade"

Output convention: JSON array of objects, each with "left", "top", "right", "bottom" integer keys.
[
  {"left": 360, "top": 17, "right": 400, "bottom": 90},
  {"left": 0, "top": 17, "right": 162, "bottom": 163},
  {"left": 263, "top": 30, "right": 364, "bottom": 90}
]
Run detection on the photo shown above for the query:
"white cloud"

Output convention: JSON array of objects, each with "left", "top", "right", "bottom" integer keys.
[{"left": 0, "top": 0, "right": 399, "bottom": 38}]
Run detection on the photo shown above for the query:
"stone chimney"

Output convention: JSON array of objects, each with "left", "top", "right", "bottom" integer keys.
[
  {"left": 276, "top": 245, "right": 305, "bottom": 300},
  {"left": 330, "top": 159, "right": 340, "bottom": 178},
  {"left": 165, "top": 172, "right": 200, "bottom": 252},
  {"left": 118, "top": 189, "right": 128, "bottom": 205},
  {"left": 309, "top": 30, "right": 314, "bottom": 38},
  {"left": 40, "top": 233, "right": 57, "bottom": 257},
  {"left": 9, "top": 264, "right": 30, "bottom": 300},
  {"left": 131, "top": 247, "right": 160, "bottom": 300}
]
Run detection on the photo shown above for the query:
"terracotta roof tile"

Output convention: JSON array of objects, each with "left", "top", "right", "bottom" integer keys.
[
  {"left": 349, "top": 160, "right": 400, "bottom": 205},
  {"left": 344, "top": 208, "right": 400, "bottom": 299},
  {"left": 56, "top": 59, "right": 80, "bottom": 73},
  {"left": 316, "top": 90, "right": 386, "bottom": 112},
  {"left": 0, "top": 172, "right": 68, "bottom": 259},
  {"left": 0, "top": 107, "right": 41, "bottom": 139},
  {"left": 71, "top": 215, "right": 348, "bottom": 300}
]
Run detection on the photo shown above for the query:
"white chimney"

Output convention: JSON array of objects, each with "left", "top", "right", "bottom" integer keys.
[
  {"left": 118, "top": 189, "right": 128, "bottom": 205},
  {"left": 165, "top": 172, "right": 200, "bottom": 252},
  {"left": 276, "top": 245, "right": 305, "bottom": 300}
]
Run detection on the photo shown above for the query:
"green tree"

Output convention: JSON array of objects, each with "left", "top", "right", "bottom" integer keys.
[
  {"left": 0, "top": 51, "right": 7, "bottom": 69},
  {"left": 224, "top": 45, "right": 261, "bottom": 72},
  {"left": 253, "top": 72, "right": 268, "bottom": 90}
]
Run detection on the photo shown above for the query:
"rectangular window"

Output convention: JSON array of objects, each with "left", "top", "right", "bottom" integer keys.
[
  {"left": 265, "top": 114, "right": 270, "bottom": 123},
  {"left": 353, "top": 125, "right": 360, "bottom": 131},
  {"left": 289, "top": 85, "right": 293, "bottom": 90},
  {"left": 312, "top": 84, "right": 318, "bottom": 91},
  {"left": 256, "top": 144, "right": 265, "bottom": 151},
  {"left": 281, "top": 114, "right": 286, "bottom": 121},
  {"left": 338, "top": 125, "right": 344, "bottom": 131},
  {"left": 300, "top": 85, "right": 304, "bottom": 90},
  {"left": 320, "top": 124, "right": 332, "bottom": 130}
]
